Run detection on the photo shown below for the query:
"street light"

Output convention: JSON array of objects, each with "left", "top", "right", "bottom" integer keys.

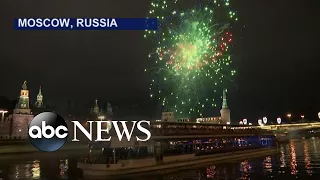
[
  {"left": 318, "top": 112, "right": 320, "bottom": 119},
  {"left": 258, "top": 119, "right": 263, "bottom": 126},
  {"left": 263, "top": 117, "right": 268, "bottom": 124},
  {"left": 243, "top": 119, "right": 248, "bottom": 125},
  {"left": 239, "top": 121, "right": 243, "bottom": 125},
  {"left": 0, "top": 110, "right": 8, "bottom": 122},
  {"left": 277, "top": 117, "right": 282, "bottom": 124},
  {"left": 301, "top": 115, "right": 305, "bottom": 119}
]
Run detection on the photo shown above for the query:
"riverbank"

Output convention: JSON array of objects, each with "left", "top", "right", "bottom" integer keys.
[
  {"left": 79, "top": 147, "right": 278, "bottom": 178},
  {"left": 0, "top": 141, "right": 88, "bottom": 154}
]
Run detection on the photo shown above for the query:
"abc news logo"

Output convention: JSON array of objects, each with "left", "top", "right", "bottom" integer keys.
[{"left": 28, "top": 112, "right": 151, "bottom": 152}]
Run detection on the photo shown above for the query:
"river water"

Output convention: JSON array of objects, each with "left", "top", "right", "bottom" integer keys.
[{"left": 0, "top": 137, "right": 320, "bottom": 180}]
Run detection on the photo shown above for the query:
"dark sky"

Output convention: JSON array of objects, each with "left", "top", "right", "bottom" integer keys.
[{"left": 0, "top": 0, "right": 319, "bottom": 122}]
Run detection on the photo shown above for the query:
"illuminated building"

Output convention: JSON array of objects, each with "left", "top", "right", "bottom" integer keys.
[
  {"left": 220, "top": 89, "right": 231, "bottom": 124},
  {"left": 34, "top": 85, "right": 44, "bottom": 108},
  {"left": 90, "top": 99, "right": 100, "bottom": 117},
  {"left": 196, "top": 117, "right": 222, "bottom": 124},
  {"left": 90, "top": 99, "right": 103, "bottom": 120},
  {"left": 176, "top": 118, "right": 191, "bottom": 122},
  {"left": 14, "top": 81, "right": 31, "bottom": 114},
  {"left": 161, "top": 112, "right": 175, "bottom": 122},
  {"left": 7, "top": 81, "right": 34, "bottom": 138}
]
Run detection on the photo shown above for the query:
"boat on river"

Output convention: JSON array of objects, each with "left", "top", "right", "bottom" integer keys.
[{"left": 77, "top": 121, "right": 276, "bottom": 178}]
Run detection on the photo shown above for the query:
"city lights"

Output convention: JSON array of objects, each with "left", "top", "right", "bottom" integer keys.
[
  {"left": 98, "top": 115, "right": 105, "bottom": 121},
  {"left": 263, "top": 117, "right": 267, "bottom": 124},
  {"left": 0, "top": 110, "right": 8, "bottom": 122},
  {"left": 242, "top": 119, "right": 247, "bottom": 125},
  {"left": 277, "top": 117, "right": 282, "bottom": 124}
]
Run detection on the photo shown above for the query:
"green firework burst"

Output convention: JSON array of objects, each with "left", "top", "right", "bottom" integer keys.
[{"left": 145, "top": 0, "right": 237, "bottom": 118}]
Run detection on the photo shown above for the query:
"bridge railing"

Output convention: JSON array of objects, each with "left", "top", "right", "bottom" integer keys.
[{"left": 150, "top": 122, "right": 271, "bottom": 136}]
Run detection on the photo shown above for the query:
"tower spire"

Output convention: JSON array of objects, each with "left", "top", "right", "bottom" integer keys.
[
  {"left": 94, "top": 99, "right": 99, "bottom": 109},
  {"left": 91, "top": 99, "right": 100, "bottom": 116},
  {"left": 22, "top": 80, "right": 27, "bottom": 90},
  {"left": 220, "top": 88, "right": 230, "bottom": 124},
  {"left": 38, "top": 85, "right": 42, "bottom": 95},
  {"left": 35, "top": 85, "right": 44, "bottom": 108},
  {"left": 222, "top": 89, "right": 228, "bottom": 109}
]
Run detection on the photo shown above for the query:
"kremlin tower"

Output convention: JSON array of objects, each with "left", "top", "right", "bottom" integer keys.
[
  {"left": 35, "top": 85, "right": 44, "bottom": 108},
  {"left": 220, "top": 89, "right": 231, "bottom": 124},
  {"left": 90, "top": 99, "right": 113, "bottom": 121},
  {"left": 90, "top": 99, "right": 100, "bottom": 120},
  {"left": 13, "top": 81, "right": 31, "bottom": 114},
  {"left": 9, "top": 81, "right": 34, "bottom": 138}
]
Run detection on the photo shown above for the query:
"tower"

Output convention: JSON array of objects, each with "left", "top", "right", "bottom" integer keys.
[
  {"left": 14, "top": 81, "right": 31, "bottom": 114},
  {"left": 93, "top": 99, "right": 99, "bottom": 115},
  {"left": 35, "top": 85, "right": 44, "bottom": 108},
  {"left": 10, "top": 81, "right": 34, "bottom": 138},
  {"left": 220, "top": 89, "right": 230, "bottom": 124},
  {"left": 90, "top": 99, "right": 100, "bottom": 119}
]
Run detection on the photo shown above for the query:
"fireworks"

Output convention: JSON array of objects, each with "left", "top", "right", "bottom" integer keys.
[{"left": 145, "top": 0, "right": 237, "bottom": 118}]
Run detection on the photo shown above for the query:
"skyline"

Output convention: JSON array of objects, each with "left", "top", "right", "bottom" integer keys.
[
  {"left": 0, "top": 0, "right": 319, "bottom": 121},
  {"left": 0, "top": 80, "right": 318, "bottom": 123}
]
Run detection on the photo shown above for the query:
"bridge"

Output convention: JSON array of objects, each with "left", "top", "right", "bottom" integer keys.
[{"left": 258, "top": 122, "right": 320, "bottom": 133}]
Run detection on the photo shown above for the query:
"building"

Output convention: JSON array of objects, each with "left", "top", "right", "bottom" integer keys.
[
  {"left": 33, "top": 85, "right": 56, "bottom": 116},
  {"left": 176, "top": 118, "right": 192, "bottom": 122},
  {"left": 196, "top": 117, "right": 222, "bottom": 124},
  {"left": 90, "top": 99, "right": 101, "bottom": 120},
  {"left": 161, "top": 112, "right": 175, "bottom": 122},
  {"left": 13, "top": 81, "right": 31, "bottom": 114},
  {"left": 194, "top": 89, "right": 230, "bottom": 124},
  {"left": 34, "top": 85, "right": 44, "bottom": 108},
  {"left": 89, "top": 99, "right": 113, "bottom": 121},
  {"left": 3, "top": 81, "right": 34, "bottom": 138},
  {"left": 220, "top": 89, "right": 231, "bottom": 124}
]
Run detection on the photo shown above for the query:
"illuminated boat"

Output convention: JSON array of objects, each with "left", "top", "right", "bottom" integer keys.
[{"left": 77, "top": 121, "right": 277, "bottom": 178}]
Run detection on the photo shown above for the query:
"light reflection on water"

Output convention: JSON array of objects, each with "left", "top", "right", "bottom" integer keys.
[
  {"left": 0, "top": 157, "right": 72, "bottom": 180},
  {"left": 0, "top": 138, "right": 320, "bottom": 179},
  {"left": 290, "top": 140, "right": 297, "bottom": 175}
]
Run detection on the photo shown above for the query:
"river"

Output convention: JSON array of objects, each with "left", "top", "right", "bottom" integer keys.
[{"left": 0, "top": 137, "right": 320, "bottom": 180}]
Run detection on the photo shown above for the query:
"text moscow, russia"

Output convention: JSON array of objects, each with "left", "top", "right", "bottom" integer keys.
[{"left": 17, "top": 18, "right": 118, "bottom": 29}]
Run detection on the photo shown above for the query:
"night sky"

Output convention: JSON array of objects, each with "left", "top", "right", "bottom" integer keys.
[{"left": 0, "top": 0, "right": 319, "bottom": 122}]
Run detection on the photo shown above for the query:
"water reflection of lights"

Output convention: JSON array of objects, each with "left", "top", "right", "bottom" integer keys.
[
  {"left": 14, "top": 163, "right": 33, "bottom": 179},
  {"left": 279, "top": 146, "right": 286, "bottom": 168},
  {"left": 206, "top": 165, "right": 216, "bottom": 179},
  {"left": 312, "top": 137, "right": 318, "bottom": 158},
  {"left": 11, "top": 160, "right": 41, "bottom": 179},
  {"left": 32, "top": 160, "right": 40, "bottom": 179},
  {"left": 304, "top": 141, "right": 312, "bottom": 175},
  {"left": 290, "top": 141, "right": 297, "bottom": 175},
  {"left": 263, "top": 156, "right": 272, "bottom": 173},
  {"left": 59, "top": 159, "right": 69, "bottom": 178},
  {"left": 240, "top": 160, "right": 252, "bottom": 173},
  {"left": 239, "top": 160, "right": 251, "bottom": 180}
]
